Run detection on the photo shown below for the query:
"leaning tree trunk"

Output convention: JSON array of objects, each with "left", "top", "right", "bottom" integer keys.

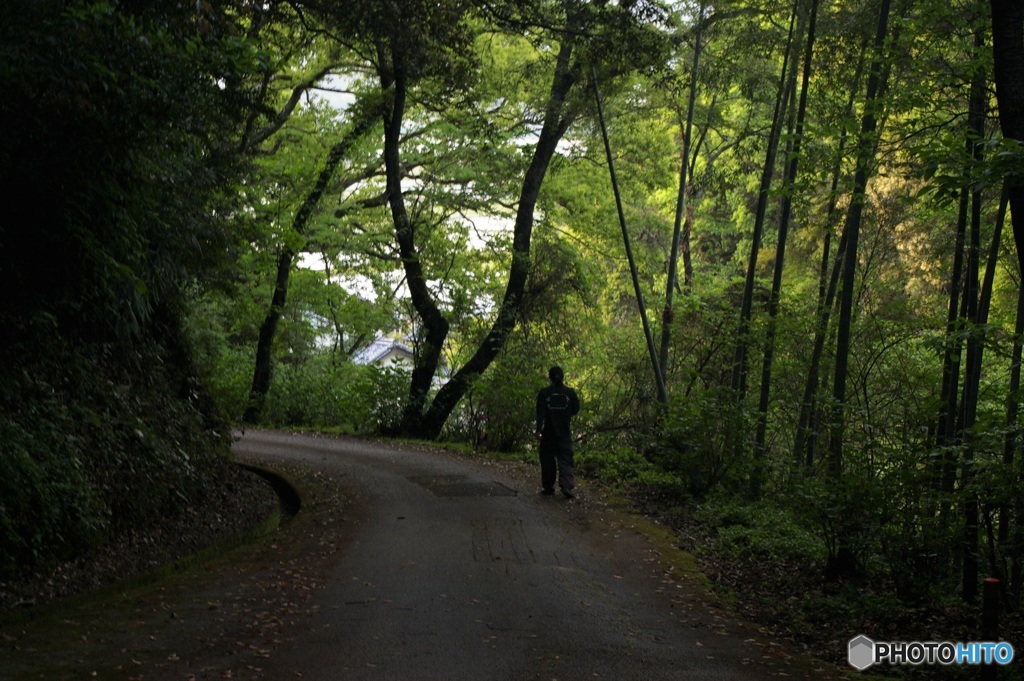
[
  {"left": 592, "top": 64, "right": 667, "bottom": 403},
  {"left": 243, "top": 92, "right": 383, "bottom": 423},
  {"left": 243, "top": 250, "right": 292, "bottom": 424},
  {"left": 377, "top": 50, "right": 452, "bottom": 437},
  {"left": 415, "top": 38, "right": 581, "bottom": 439}
]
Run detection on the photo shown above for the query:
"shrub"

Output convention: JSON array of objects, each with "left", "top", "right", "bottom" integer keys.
[
  {"left": 0, "top": 417, "right": 104, "bottom": 575},
  {"left": 449, "top": 356, "right": 546, "bottom": 452},
  {"left": 652, "top": 387, "right": 751, "bottom": 498},
  {"left": 0, "top": 314, "right": 231, "bottom": 579},
  {"left": 261, "top": 358, "right": 408, "bottom": 434},
  {"left": 698, "top": 497, "right": 826, "bottom": 565}
]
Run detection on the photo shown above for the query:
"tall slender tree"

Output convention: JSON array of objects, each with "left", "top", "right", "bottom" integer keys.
[
  {"left": 730, "top": 3, "right": 800, "bottom": 404},
  {"left": 751, "top": 0, "right": 820, "bottom": 499},
  {"left": 592, "top": 64, "right": 667, "bottom": 403},
  {"left": 953, "top": 25, "right": 991, "bottom": 602},
  {"left": 792, "top": 39, "right": 867, "bottom": 468},
  {"left": 659, "top": 0, "right": 707, "bottom": 376},
  {"left": 828, "top": 0, "right": 894, "bottom": 482}
]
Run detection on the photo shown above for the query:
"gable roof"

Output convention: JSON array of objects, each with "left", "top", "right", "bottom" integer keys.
[{"left": 352, "top": 337, "right": 414, "bottom": 365}]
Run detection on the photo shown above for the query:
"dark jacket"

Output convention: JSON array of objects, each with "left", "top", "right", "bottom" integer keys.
[{"left": 536, "top": 384, "right": 580, "bottom": 442}]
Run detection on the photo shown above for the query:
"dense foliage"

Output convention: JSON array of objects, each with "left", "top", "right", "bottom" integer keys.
[
  {"left": 184, "top": 0, "right": 1024, "bottom": 625},
  {"left": 0, "top": 0, "right": 265, "bottom": 576},
  {"left": 4, "top": 0, "right": 1024, "bottom": 670}
]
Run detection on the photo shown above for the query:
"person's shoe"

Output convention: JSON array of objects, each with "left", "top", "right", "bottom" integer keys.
[
  {"left": 541, "top": 488, "right": 555, "bottom": 496},
  {"left": 561, "top": 487, "right": 575, "bottom": 499}
]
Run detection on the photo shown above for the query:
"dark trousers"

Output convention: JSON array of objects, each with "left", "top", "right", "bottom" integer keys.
[{"left": 539, "top": 437, "right": 574, "bottom": 491}]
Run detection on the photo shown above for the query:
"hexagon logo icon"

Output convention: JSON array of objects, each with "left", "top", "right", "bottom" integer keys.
[{"left": 848, "top": 635, "right": 875, "bottom": 670}]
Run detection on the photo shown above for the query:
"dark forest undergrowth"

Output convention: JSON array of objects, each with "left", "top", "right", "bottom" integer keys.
[
  {"left": 0, "top": 312, "right": 272, "bottom": 608},
  {"left": 624, "top": 481, "right": 1024, "bottom": 681}
]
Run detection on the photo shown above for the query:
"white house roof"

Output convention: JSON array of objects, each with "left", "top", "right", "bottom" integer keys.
[{"left": 352, "top": 337, "right": 414, "bottom": 365}]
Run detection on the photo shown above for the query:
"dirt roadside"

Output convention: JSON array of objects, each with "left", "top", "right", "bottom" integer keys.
[{"left": 0, "top": 452, "right": 354, "bottom": 680}]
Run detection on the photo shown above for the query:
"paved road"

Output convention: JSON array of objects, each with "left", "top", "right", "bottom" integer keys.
[
  {"left": 230, "top": 430, "right": 815, "bottom": 680},
  {"left": 2, "top": 430, "right": 832, "bottom": 680}
]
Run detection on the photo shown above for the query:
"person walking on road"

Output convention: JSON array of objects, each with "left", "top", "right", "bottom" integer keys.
[{"left": 535, "top": 365, "right": 580, "bottom": 498}]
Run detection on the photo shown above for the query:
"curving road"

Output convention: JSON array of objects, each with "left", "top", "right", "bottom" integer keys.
[
  {"left": 2, "top": 429, "right": 827, "bottom": 680},
  {"left": 231, "top": 430, "right": 815, "bottom": 680}
]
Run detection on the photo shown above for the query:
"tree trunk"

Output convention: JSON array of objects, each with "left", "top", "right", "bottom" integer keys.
[
  {"left": 378, "top": 51, "right": 452, "bottom": 437},
  {"left": 956, "top": 31, "right": 990, "bottom": 602},
  {"left": 243, "top": 249, "right": 292, "bottom": 423},
  {"left": 659, "top": 0, "right": 706, "bottom": 376},
  {"left": 243, "top": 93, "right": 383, "bottom": 423},
  {"left": 958, "top": 185, "right": 1004, "bottom": 603},
  {"left": 958, "top": 192, "right": 982, "bottom": 603},
  {"left": 730, "top": 4, "right": 799, "bottom": 403},
  {"left": 793, "top": 41, "right": 866, "bottom": 468},
  {"left": 752, "top": 0, "right": 819, "bottom": 499},
  {"left": 828, "top": 0, "right": 892, "bottom": 480},
  {"left": 414, "top": 38, "right": 581, "bottom": 439},
  {"left": 682, "top": 96, "right": 717, "bottom": 293},
  {"left": 935, "top": 187, "right": 969, "bottom": 481},
  {"left": 824, "top": 0, "right": 900, "bottom": 579},
  {"left": 592, "top": 64, "right": 667, "bottom": 403}
]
